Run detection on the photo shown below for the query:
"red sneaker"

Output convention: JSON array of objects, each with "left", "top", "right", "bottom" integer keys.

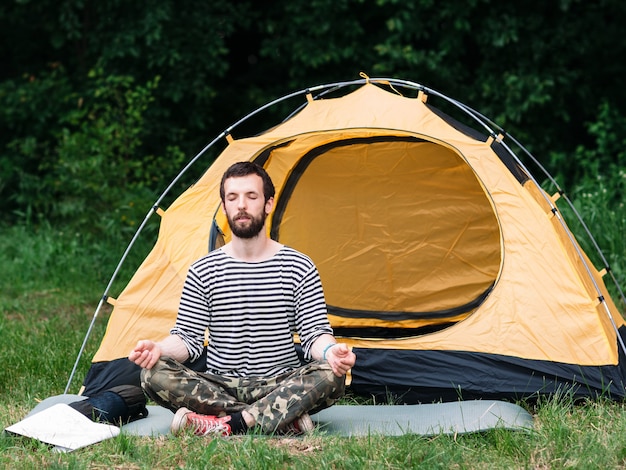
[{"left": 171, "top": 407, "right": 232, "bottom": 436}]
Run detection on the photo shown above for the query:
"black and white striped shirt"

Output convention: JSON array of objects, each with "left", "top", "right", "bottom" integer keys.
[{"left": 170, "top": 246, "right": 333, "bottom": 377}]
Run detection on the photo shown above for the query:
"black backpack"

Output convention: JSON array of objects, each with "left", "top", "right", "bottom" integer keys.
[{"left": 69, "top": 385, "right": 148, "bottom": 426}]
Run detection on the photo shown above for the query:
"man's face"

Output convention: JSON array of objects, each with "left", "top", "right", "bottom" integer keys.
[{"left": 222, "top": 174, "right": 273, "bottom": 239}]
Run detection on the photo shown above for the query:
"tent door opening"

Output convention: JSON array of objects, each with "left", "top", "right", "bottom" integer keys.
[{"left": 269, "top": 135, "right": 502, "bottom": 338}]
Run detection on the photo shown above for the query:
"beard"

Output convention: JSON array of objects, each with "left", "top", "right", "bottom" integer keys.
[{"left": 227, "top": 210, "right": 267, "bottom": 239}]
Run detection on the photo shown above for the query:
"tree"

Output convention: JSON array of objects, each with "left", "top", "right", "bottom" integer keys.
[{"left": 1, "top": 0, "right": 625, "bottom": 234}]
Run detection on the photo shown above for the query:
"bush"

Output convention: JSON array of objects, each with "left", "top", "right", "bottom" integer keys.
[
  {"left": 2, "top": 66, "right": 187, "bottom": 236},
  {"left": 550, "top": 101, "right": 626, "bottom": 296}
]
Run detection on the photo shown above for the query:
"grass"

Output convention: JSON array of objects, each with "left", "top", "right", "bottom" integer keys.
[{"left": 2, "top": 222, "right": 626, "bottom": 469}]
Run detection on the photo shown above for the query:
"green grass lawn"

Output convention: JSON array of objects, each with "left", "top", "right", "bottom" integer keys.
[{"left": 3, "top": 224, "right": 626, "bottom": 469}]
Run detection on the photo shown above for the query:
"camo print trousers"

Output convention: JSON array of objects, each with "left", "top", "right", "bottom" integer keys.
[{"left": 141, "top": 356, "right": 346, "bottom": 434}]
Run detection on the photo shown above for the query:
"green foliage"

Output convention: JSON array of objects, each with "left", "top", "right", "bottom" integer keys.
[
  {"left": 1, "top": 0, "right": 625, "bottom": 280},
  {"left": 0, "top": 0, "right": 248, "bottom": 233},
  {"left": 1, "top": 66, "right": 186, "bottom": 234},
  {"left": 0, "top": 63, "right": 72, "bottom": 219},
  {"left": 554, "top": 101, "right": 626, "bottom": 196},
  {"left": 549, "top": 101, "right": 626, "bottom": 292},
  {"left": 44, "top": 69, "right": 175, "bottom": 234}
]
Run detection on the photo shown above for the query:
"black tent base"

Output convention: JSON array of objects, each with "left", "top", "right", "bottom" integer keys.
[{"left": 349, "top": 347, "right": 626, "bottom": 404}]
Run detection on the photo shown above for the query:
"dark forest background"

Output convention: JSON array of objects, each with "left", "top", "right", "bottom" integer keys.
[{"left": 1, "top": 1, "right": 625, "bottom": 283}]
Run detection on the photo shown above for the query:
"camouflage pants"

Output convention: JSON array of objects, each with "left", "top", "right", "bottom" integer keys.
[{"left": 141, "top": 356, "right": 345, "bottom": 434}]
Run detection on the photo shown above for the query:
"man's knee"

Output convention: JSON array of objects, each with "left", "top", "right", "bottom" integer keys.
[
  {"left": 328, "top": 370, "right": 347, "bottom": 399},
  {"left": 309, "top": 362, "right": 346, "bottom": 398},
  {"left": 140, "top": 357, "right": 182, "bottom": 396}
]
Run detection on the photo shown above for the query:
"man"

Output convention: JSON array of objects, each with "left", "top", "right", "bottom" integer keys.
[{"left": 129, "top": 161, "right": 356, "bottom": 436}]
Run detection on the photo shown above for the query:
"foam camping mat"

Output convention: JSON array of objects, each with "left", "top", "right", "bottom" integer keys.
[
  {"left": 311, "top": 401, "right": 533, "bottom": 437},
  {"left": 19, "top": 395, "right": 532, "bottom": 439}
]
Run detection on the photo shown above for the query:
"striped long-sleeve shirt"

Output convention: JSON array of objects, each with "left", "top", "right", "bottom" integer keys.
[{"left": 170, "top": 246, "right": 333, "bottom": 377}]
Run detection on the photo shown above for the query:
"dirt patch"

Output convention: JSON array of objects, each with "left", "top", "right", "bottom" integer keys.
[{"left": 266, "top": 436, "right": 324, "bottom": 455}]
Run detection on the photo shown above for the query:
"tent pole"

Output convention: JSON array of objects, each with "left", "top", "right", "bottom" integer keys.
[
  {"left": 496, "top": 136, "right": 626, "bottom": 357},
  {"left": 64, "top": 204, "right": 160, "bottom": 393}
]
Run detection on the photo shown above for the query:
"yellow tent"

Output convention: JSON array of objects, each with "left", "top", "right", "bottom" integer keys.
[{"left": 71, "top": 78, "right": 626, "bottom": 403}]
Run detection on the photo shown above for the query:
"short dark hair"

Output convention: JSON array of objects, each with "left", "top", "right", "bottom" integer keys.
[{"left": 219, "top": 161, "right": 276, "bottom": 202}]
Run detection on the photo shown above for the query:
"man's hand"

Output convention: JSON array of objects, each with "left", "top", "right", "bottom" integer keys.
[
  {"left": 326, "top": 343, "right": 356, "bottom": 377},
  {"left": 128, "top": 339, "right": 162, "bottom": 370}
]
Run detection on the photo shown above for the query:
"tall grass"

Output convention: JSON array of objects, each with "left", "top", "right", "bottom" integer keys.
[
  {"left": 0, "top": 222, "right": 154, "bottom": 399},
  {"left": 2, "top": 222, "right": 626, "bottom": 468}
]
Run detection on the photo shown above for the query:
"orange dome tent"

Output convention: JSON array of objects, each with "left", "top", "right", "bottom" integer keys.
[{"left": 67, "top": 77, "right": 626, "bottom": 403}]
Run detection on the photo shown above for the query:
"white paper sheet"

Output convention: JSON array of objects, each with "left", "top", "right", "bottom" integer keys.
[{"left": 5, "top": 403, "right": 120, "bottom": 452}]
